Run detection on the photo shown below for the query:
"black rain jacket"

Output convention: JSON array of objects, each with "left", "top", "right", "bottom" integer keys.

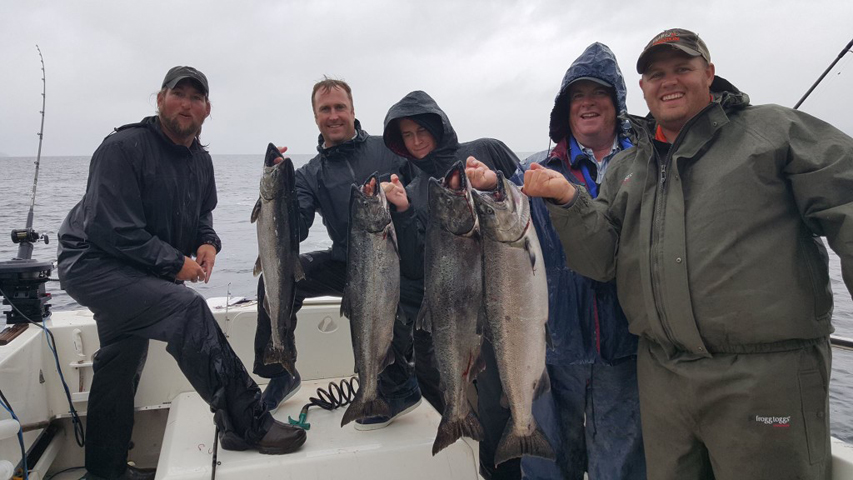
[
  {"left": 295, "top": 120, "right": 411, "bottom": 262},
  {"left": 382, "top": 90, "right": 520, "bottom": 281},
  {"left": 58, "top": 116, "right": 220, "bottom": 283}
]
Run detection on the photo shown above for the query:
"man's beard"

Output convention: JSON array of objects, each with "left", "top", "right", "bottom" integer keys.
[{"left": 160, "top": 113, "right": 201, "bottom": 141}]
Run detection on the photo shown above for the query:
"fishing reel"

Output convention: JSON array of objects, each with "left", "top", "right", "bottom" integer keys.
[{"left": 11, "top": 228, "right": 49, "bottom": 245}]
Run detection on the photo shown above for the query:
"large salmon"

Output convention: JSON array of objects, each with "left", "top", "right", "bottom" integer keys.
[
  {"left": 419, "top": 161, "right": 486, "bottom": 454},
  {"left": 473, "top": 172, "right": 554, "bottom": 466},
  {"left": 251, "top": 143, "right": 304, "bottom": 374},
  {"left": 340, "top": 173, "right": 400, "bottom": 427}
]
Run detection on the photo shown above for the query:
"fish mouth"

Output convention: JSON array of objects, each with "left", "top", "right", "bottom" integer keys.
[
  {"left": 441, "top": 161, "right": 468, "bottom": 194},
  {"left": 265, "top": 143, "right": 283, "bottom": 167},
  {"left": 490, "top": 171, "right": 506, "bottom": 202},
  {"left": 359, "top": 171, "right": 382, "bottom": 197}
]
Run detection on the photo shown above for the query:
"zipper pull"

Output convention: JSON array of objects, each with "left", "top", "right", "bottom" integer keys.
[{"left": 660, "top": 163, "right": 667, "bottom": 183}]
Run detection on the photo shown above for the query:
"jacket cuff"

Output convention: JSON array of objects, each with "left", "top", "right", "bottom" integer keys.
[
  {"left": 546, "top": 187, "right": 580, "bottom": 208},
  {"left": 199, "top": 237, "right": 222, "bottom": 253}
]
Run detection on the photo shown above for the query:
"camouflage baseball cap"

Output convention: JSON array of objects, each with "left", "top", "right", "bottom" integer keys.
[{"left": 636, "top": 28, "right": 711, "bottom": 74}]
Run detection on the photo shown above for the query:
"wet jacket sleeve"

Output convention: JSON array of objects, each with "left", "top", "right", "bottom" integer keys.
[
  {"left": 545, "top": 166, "right": 622, "bottom": 283},
  {"left": 195, "top": 175, "right": 221, "bottom": 253},
  {"left": 294, "top": 165, "right": 317, "bottom": 242},
  {"left": 784, "top": 109, "right": 853, "bottom": 298},
  {"left": 82, "top": 141, "right": 185, "bottom": 277}
]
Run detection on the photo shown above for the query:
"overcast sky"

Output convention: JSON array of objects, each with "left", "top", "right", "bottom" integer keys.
[{"left": 1, "top": 0, "right": 852, "bottom": 157}]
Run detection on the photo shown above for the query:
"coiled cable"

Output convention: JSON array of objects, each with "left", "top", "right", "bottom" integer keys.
[{"left": 288, "top": 376, "right": 359, "bottom": 429}]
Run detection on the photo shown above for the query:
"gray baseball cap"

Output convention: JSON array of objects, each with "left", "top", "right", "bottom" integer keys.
[{"left": 162, "top": 66, "right": 209, "bottom": 95}]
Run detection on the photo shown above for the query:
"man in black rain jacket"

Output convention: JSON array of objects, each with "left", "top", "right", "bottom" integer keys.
[
  {"left": 382, "top": 90, "right": 521, "bottom": 480},
  {"left": 253, "top": 79, "right": 424, "bottom": 432},
  {"left": 58, "top": 66, "right": 305, "bottom": 480}
]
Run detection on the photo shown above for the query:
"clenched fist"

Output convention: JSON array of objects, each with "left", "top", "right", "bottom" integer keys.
[{"left": 522, "top": 163, "right": 576, "bottom": 205}]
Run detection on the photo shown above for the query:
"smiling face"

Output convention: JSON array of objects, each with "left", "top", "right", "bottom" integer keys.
[
  {"left": 398, "top": 117, "right": 436, "bottom": 159},
  {"left": 568, "top": 80, "right": 617, "bottom": 148},
  {"left": 157, "top": 80, "right": 210, "bottom": 147},
  {"left": 313, "top": 86, "right": 356, "bottom": 147},
  {"left": 640, "top": 49, "right": 715, "bottom": 140}
]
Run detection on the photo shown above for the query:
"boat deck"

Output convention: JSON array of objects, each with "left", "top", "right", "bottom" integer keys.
[{"left": 158, "top": 383, "right": 479, "bottom": 480}]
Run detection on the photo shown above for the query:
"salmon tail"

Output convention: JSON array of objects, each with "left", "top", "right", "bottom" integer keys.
[
  {"left": 262, "top": 343, "right": 295, "bottom": 375},
  {"left": 340, "top": 392, "right": 391, "bottom": 427},
  {"left": 493, "top": 418, "right": 555, "bottom": 467},
  {"left": 432, "top": 410, "right": 485, "bottom": 455}
]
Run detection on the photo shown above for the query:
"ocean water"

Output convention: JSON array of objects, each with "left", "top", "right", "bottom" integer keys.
[{"left": 2, "top": 154, "right": 852, "bottom": 443}]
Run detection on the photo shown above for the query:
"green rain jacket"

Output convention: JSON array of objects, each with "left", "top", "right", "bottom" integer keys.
[{"left": 546, "top": 76, "right": 853, "bottom": 357}]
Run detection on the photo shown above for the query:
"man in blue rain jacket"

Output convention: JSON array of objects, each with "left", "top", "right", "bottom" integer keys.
[{"left": 516, "top": 43, "right": 646, "bottom": 480}]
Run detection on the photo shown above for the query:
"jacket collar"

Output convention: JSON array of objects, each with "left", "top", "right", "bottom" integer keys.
[{"left": 316, "top": 119, "right": 369, "bottom": 159}]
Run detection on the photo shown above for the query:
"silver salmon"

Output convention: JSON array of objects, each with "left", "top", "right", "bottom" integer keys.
[
  {"left": 473, "top": 172, "right": 554, "bottom": 466},
  {"left": 419, "top": 161, "right": 486, "bottom": 454},
  {"left": 251, "top": 143, "right": 304, "bottom": 374},
  {"left": 340, "top": 173, "right": 400, "bottom": 427}
]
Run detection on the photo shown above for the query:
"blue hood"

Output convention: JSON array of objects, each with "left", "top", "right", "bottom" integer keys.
[{"left": 549, "top": 42, "right": 629, "bottom": 143}]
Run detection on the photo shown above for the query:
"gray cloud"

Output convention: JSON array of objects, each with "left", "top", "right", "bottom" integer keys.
[{"left": 1, "top": 0, "right": 851, "bottom": 156}]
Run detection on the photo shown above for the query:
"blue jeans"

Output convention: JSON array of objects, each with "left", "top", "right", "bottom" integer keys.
[{"left": 521, "top": 360, "right": 646, "bottom": 480}]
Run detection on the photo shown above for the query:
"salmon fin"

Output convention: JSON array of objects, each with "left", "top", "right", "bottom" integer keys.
[
  {"left": 499, "top": 392, "right": 508, "bottom": 410},
  {"left": 476, "top": 304, "right": 487, "bottom": 336},
  {"left": 341, "top": 392, "right": 391, "bottom": 427},
  {"left": 415, "top": 303, "right": 432, "bottom": 333},
  {"left": 388, "top": 224, "right": 399, "bottom": 256},
  {"left": 262, "top": 343, "right": 295, "bottom": 375},
  {"left": 379, "top": 345, "right": 396, "bottom": 373},
  {"left": 340, "top": 287, "right": 352, "bottom": 318},
  {"left": 494, "top": 418, "right": 555, "bottom": 467},
  {"left": 250, "top": 197, "right": 262, "bottom": 223},
  {"left": 292, "top": 254, "right": 306, "bottom": 282},
  {"left": 253, "top": 256, "right": 263, "bottom": 276},
  {"left": 432, "top": 409, "right": 485, "bottom": 455},
  {"left": 524, "top": 237, "right": 536, "bottom": 271},
  {"left": 534, "top": 368, "right": 551, "bottom": 400},
  {"left": 468, "top": 347, "right": 486, "bottom": 383},
  {"left": 262, "top": 295, "right": 271, "bottom": 318}
]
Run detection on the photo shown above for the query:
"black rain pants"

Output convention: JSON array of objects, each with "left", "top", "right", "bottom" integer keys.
[{"left": 63, "top": 261, "right": 272, "bottom": 479}]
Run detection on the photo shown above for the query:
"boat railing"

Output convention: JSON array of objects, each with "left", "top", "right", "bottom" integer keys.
[{"left": 831, "top": 335, "right": 853, "bottom": 351}]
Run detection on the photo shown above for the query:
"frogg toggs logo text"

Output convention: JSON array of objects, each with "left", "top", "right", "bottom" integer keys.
[{"left": 754, "top": 415, "right": 791, "bottom": 427}]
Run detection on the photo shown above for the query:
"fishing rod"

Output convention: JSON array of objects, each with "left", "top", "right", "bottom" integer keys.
[
  {"left": 12, "top": 45, "right": 50, "bottom": 261},
  {"left": 793, "top": 36, "right": 853, "bottom": 110},
  {"left": 1, "top": 45, "right": 53, "bottom": 336}
]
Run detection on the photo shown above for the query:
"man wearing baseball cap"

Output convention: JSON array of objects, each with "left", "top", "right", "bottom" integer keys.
[
  {"left": 523, "top": 28, "right": 853, "bottom": 479},
  {"left": 59, "top": 66, "right": 306, "bottom": 479}
]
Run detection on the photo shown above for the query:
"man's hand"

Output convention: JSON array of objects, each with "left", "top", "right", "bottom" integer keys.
[
  {"left": 522, "top": 163, "right": 577, "bottom": 204},
  {"left": 273, "top": 146, "right": 289, "bottom": 165},
  {"left": 381, "top": 174, "right": 409, "bottom": 212},
  {"left": 464, "top": 156, "right": 498, "bottom": 190},
  {"left": 176, "top": 256, "right": 207, "bottom": 283},
  {"left": 196, "top": 244, "right": 217, "bottom": 283}
]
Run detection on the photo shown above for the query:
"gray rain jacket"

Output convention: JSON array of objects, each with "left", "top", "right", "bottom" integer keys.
[{"left": 547, "top": 78, "right": 853, "bottom": 356}]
